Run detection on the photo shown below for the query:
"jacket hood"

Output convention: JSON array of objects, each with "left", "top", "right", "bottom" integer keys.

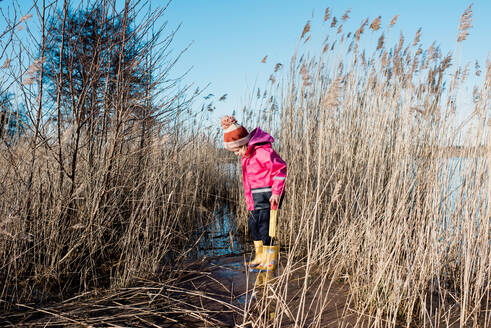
[{"left": 247, "top": 127, "right": 274, "bottom": 150}]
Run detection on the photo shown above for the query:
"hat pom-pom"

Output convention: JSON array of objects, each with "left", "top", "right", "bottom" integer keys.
[{"left": 221, "top": 115, "right": 237, "bottom": 129}]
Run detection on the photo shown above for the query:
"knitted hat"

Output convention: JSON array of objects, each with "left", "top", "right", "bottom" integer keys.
[{"left": 221, "top": 115, "right": 250, "bottom": 150}]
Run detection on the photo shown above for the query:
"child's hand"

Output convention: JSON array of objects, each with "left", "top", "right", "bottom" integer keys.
[{"left": 270, "top": 194, "right": 280, "bottom": 207}]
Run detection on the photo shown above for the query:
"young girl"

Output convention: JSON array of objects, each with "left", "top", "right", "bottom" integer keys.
[{"left": 221, "top": 115, "right": 287, "bottom": 271}]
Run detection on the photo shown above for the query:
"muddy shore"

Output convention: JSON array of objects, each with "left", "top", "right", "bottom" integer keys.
[{"left": 0, "top": 253, "right": 360, "bottom": 327}]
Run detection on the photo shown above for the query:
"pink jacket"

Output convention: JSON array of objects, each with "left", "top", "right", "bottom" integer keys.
[{"left": 241, "top": 127, "right": 287, "bottom": 211}]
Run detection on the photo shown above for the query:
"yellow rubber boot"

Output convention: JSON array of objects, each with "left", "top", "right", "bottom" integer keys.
[
  {"left": 255, "top": 270, "right": 274, "bottom": 287},
  {"left": 254, "top": 245, "right": 279, "bottom": 271},
  {"left": 246, "top": 240, "right": 263, "bottom": 267}
]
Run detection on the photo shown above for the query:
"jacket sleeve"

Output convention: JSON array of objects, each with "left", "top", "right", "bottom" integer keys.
[{"left": 256, "top": 148, "right": 287, "bottom": 196}]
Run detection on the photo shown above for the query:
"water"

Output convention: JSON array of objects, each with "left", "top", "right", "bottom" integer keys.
[
  {"left": 196, "top": 206, "right": 244, "bottom": 258},
  {"left": 440, "top": 157, "right": 488, "bottom": 220}
]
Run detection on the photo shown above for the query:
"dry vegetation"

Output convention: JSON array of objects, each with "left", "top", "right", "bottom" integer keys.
[
  {"left": 0, "top": 0, "right": 233, "bottom": 317},
  {"left": 0, "top": 1, "right": 489, "bottom": 327},
  {"left": 236, "top": 4, "right": 490, "bottom": 327}
]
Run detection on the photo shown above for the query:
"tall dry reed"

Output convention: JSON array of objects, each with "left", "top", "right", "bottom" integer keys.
[
  {"left": 0, "top": 0, "right": 234, "bottom": 311},
  {"left": 239, "top": 6, "right": 489, "bottom": 327}
]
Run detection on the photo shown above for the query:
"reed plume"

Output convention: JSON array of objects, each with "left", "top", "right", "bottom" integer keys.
[
  {"left": 342, "top": 9, "right": 351, "bottom": 22},
  {"left": 324, "top": 8, "right": 330, "bottom": 22},
  {"left": 457, "top": 4, "right": 473, "bottom": 42},
  {"left": 300, "top": 21, "right": 311, "bottom": 40},
  {"left": 389, "top": 14, "right": 399, "bottom": 26},
  {"left": 369, "top": 16, "right": 381, "bottom": 31}
]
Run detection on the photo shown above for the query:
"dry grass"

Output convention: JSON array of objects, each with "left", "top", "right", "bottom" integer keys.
[
  {"left": 0, "top": 2, "right": 489, "bottom": 327},
  {"left": 237, "top": 6, "right": 490, "bottom": 328},
  {"left": 0, "top": 129, "right": 232, "bottom": 304},
  {"left": 0, "top": 0, "right": 236, "bottom": 317}
]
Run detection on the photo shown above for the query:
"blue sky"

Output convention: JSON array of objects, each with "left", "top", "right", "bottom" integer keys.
[
  {"left": 162, "top": 0, "right": 490, "bottom": 123},
  {"left": 1, "top": 0, "right": 490, "bottom": 125}
]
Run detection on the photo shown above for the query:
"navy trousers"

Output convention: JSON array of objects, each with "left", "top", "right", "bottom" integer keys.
[{"left": 248, "top": 208, "right": 273, "bottom": 246}]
